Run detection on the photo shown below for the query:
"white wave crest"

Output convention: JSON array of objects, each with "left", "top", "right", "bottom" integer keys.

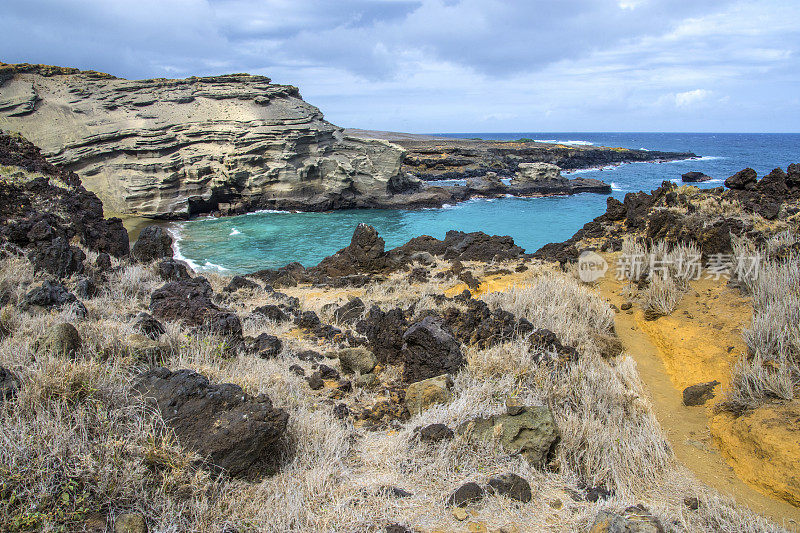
[{"left": 230, "top": 228, "right": 241, "bottom": 236}]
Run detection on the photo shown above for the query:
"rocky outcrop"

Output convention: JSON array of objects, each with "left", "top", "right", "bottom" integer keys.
[
  {"left": 401, "top": 316, "right": 464, "bottom": 383},
  {"left": 0, "top": 131, "right": 129, "bottom": 258},
  {"left": 535, "top": 164, "right": 800, "bottom": 263},
  {"left": 131, "top": 226, "right": 173, "bottom": 263},
  {"left": 134, "top": 367, "right": 289, "bottom": 477},
  {"left": 149, "top": 277, "right": 241, "bottom": 336},
  {"left": 0, "top": 63, "right": 411, "bottom": 218},
  {"left": 365, "top": 134, "right": 696, "bottom": 182},
  {"left": 681, "top": 171, "right": 713, "bottom": 183}
]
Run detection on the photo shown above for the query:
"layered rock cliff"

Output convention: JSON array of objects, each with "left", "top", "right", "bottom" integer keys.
[{"left": 0, "top": 63, "right": 414, "bottom": 218}]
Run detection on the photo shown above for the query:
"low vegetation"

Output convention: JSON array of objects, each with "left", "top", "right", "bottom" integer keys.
[{"left": 0, "top": 248, "right": 785, "bottom": 531}]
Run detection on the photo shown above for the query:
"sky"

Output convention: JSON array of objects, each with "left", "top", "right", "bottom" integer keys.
[{"left": 3, "top": 0, "right": 799, "bottom": 132}]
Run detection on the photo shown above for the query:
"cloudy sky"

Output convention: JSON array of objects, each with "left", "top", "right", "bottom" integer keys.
[{"left": 3, "top": 0, "right": 799, "bottom": 132}]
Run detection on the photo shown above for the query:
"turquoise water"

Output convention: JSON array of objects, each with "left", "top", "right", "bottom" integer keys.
[{"left": 173, "top": 133, "right": 800, "bottom": 273}]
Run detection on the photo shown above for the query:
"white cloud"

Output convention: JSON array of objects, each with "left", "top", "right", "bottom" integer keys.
[{"left": 673, "top": 89, "right": 713, "bottom": 107}]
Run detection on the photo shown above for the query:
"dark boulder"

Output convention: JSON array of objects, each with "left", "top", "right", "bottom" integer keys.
[
  {"left": 132, "top": 312, "right": 166, "bottom": 339},
  {"left": 332, "top": 297, "right": 366, "bottom": 324},
  {"left": 225, "top": 275, "right": 260, "bottom": 292},
  {"left": 725, "top": 168, "right": 757, "bottom": 191},
  {"left": 313, "top": 224, "right": 391, "bottom": 277},
  {"left": 250, "top": 333, "right": 283, "bottom": 359},
  {"left": 682, "top": 380, "right": 720, "bottom": 406},
  {"left": 75, "top": 277, "right": 97, "bottom": 299},
  {"left": 156, "top": 259, "right": 192, "bottom": 281},
  {"left": 401, "top": 316, "right": 464, "bottom": 383},
  {"left": 23, "top": 280, "right": 86, "bottom": 316},
  {"left": 447, "top": 482, "right": 486, "bottom": 507},
  {"left": 28, "top": 237, "right": 85, "bottom": 278},
  {"left": 94, "top": 252, "right": 112, "bottom": 271},
  {"left": 358, "top": 306, "right": 408, "bottom": 364},
  {"left": 131, "top": 225, "right": 173, "bottom": 263},
  {"left": 681, "top": 171, "right": 713, "bottom": 183},
  {"left": 487, "top": 473, "right": 532, "bottom": 503},
  {"left": 415, "top": 423, "right": 454, "bottom": 443},
  {"left": 149, "top": 277, "right": 241, "bottom": 336},
  {"left": 134, "top": 367, "right": 289, "bottom": 478},
  {"left": 251, "top": 304, "right": 290, "bottom": 322},
  {"left": 306, "top": 373, "right": 324, "bottom": 390},
  {"left": 0, "top": 367, "right": 20, "bottom": 402},
  {"left": 605, "top": 197, "right": 627, "bottom": 221},
  {"left": 443, "top": 299, "right": 533, "bottom": 349}
]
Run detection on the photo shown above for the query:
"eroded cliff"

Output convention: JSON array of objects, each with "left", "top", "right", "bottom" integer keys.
[{"left": 0, "top": 63, "right": 412, "bottom": 218}]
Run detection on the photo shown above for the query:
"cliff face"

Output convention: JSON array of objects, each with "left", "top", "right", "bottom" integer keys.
[{"left": 0, "top": 64, "right": 409, "bottom": 218}]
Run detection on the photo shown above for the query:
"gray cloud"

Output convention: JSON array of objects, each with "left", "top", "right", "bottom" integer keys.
[{"left": 1, "top": 0, "right": 798, "bottom": 131}]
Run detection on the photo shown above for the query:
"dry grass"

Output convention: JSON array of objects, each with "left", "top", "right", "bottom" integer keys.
[
  {"left": 0, "top": 253, "right": 789, "bottom": 531},
  {"left": 721, "top": 234, "right": 800, "bottom": 414}
]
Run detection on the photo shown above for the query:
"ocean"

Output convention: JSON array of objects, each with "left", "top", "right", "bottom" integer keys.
[{"left": 172, "top": 132, "right": 800, "bottom": 273}]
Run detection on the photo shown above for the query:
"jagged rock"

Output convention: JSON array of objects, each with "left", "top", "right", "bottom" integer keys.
[
  {"left": 331, "top": 297, "right": 366, "bottom": 324},
  {"left": 443, "top": 299, "right": 533, "bottom": 349},
  {"left": 487, "top": 473, "right": 532, "bottom": 503},
  {"left": 37, "top": 322, "right": 81, "bottom": 357},
  {"left": 250, "top": 333, "right": 283, "bottom": 358},
  {"left": 1, "top": 67, "right": 408, "bottom": 217},
  {"left": 725, "top": 168, "right": 757, "bottom": 190},
  {"left": 0, "top": 131, "right": 129, "bottom": 259},
  {"left": 682, "top": 380, "right": 720, "bottom": 406},
  {"left": 225, "top": 275, "right": 259, "bottom": 292},
  {"left": 333, "top": 403, "right": 350, "bottom": 419},
  {"left": 415, "top": 423, "right": 454, "bottom": 443},
  {"left": 289, "top": 364, "right": 305, "bottom": 377},
  {"left": 131, "top": 226, "right": 173, "bottom": 263},
  {"left": 124, "top": 334, "right": 171, "bottom": 364},
  {"left": 306, "top": 373, "right": 324, "bottom": 390},
  {"left": 296, "top": 349, "right": 323, "bottom": 362},
  {"left": 401, "top": 316, "right": 463, "bottom": 383},
  {"left": 405, "top": 374, "right": 453, "bottom": 414},
  {"left": 590, "top": 505, "right": 664, "bottom": 533},
  {"left": 23, "top": 280, "right": 79, "bottom": 309},
  {"left": 134, "top": 367, "right": 288, "bottom": 477},
  {"left": 295, "top": 311, "right": 321, "bottom": 330},
  {"left": 457, "top": 270, "right": 480, "bottom": 290},
  {"left": 75, "top": 277, "right": 97, "bottom": 299},
  {"left": 313, "top": 224, "right": 392, "bottom": 277},
  {"left": 529, "top": 328, "right": 580, "bottom": 364},
  {"left": 149, "top": 277, "right": 241, "bottom": 336},
  {"left": 447, "top": 482, "right": 486, "bottom": 507},
  {"left": 0, "top": 366, "right": 20, "bottom": 402},
  {"left": 250, "top": 304, "right": 290, "bottom": 322},
  {"left": 385, "top": 525, "right": 414, "bottom": 533},
  {"left": 606, "top": 197, "right": 627, "bottom": 221},
  {"left": 28, "top": 237, "right": 85, "bottom": 278},
  {"left": 316, "top": 364, "right": 340, "bottom": 380},
  {"left": 681, "top": 171, "right": 712, "bottom": 183},
  {"left": 407, "top": 267, "right": 429, "bottom": 283},
  {"left": 338, "top": 347, "right": 377, "bottom": 375},
  {"left": 358, "top": 306, "right": 408, "bottom": 364},
  {"left": 512, "top": 162, "right": 566, "bottom": 185},
  {"left": 156, "top": 259, "right": 191, "bottom": 281},
  {"left": 132, "top": 312, "right": 166, "bottom": 339},
  {"left": 95, "top": 252, "right": 112, "bottom": 271},
  {"left": 460, "top": 406, "right": 559, "bottom": 467}
]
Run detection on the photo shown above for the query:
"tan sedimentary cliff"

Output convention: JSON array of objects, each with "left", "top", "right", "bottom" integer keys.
[{"left": 0, "top": 63, "right": 412, "bottom": 218}]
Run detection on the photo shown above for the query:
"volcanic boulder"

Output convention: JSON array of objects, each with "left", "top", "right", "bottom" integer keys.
[
  {"left": 401, "top": 316, "right": 464, "bottom": 383},
  {"left": 134, "top": 367, "right": 289, "bottom": 477}
]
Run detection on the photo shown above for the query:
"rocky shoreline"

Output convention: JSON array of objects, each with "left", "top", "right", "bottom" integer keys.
[
  {"left": 0, "top": 63, "right": 694, "bottom": 221},
  {"left": 2, "top": 124, "right": 800, "bottom": 530}
]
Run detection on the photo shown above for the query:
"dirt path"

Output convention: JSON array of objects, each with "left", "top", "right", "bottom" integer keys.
[{"left": 594, "top": 272, "right": 800, "bottom": 529}]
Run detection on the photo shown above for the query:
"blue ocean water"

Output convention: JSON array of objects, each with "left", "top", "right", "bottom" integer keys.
[{"left": 173, "top": 133, "right": 800, "bottom": 273}]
